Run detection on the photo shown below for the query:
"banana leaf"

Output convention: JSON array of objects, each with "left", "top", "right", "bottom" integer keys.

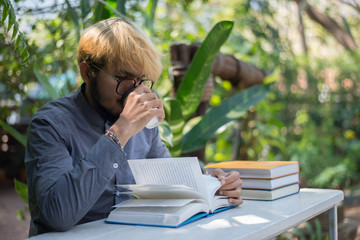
[
  {"left": 163, "top": 98, "right": 185, "bottom": 156},
  {"left": 182, "top": 83, "right": 271, "bottom": 154},
  {"left": 176, "top": 21, "right": 233, "bottom": 120}
]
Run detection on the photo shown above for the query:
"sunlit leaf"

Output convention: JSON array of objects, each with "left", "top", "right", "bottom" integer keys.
[{"left": 263, "top": 67, "right": 280, "bottom": 84}]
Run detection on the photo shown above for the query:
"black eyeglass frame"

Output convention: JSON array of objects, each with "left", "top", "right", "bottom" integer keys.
[{"left": 88, "top": 62, "right": 154, "bottom": 96}]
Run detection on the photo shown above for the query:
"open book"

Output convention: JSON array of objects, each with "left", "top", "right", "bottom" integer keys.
[{"left": 105, "top": 157, "right": 238, "bottom": 227}]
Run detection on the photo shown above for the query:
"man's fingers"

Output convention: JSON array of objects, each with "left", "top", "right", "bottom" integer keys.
[
  {"left": 219, "top": 177, "right": 243, "bottom": 191},
  {"left": 224, "top": 171, "right": 240, "bottom": 184},
  {"left": 228, "top": 197, "right": 243, "bottom": 205},
  {"left": 220, "top": 187, "right": 243, "bottom": 205},
  {"left": 220, "top": 186, "right": 242, "bottom": 198}
]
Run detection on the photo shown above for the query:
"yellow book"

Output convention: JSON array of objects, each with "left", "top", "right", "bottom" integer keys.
[{"left": 204, "top": 161, "right": 299, "bottom": 179}]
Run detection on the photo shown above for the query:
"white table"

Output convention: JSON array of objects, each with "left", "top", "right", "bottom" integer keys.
[{"left": 28, "top": 188, "right": 344, "bottom": 240}]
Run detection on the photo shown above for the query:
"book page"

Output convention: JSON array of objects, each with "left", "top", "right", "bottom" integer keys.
[
  {"left": 202, "top": 175, "right": 222, "bottom": 202},
  {"left": 112, "top": 203, "right": 208, "bottom": 216},
  {"left": 128, "top": 157, "right": 208, "bottom": 199},
  {"left": 113, "top": 199, "right": 197, "bottom": 208},
  {"left": 117, "top": 184, "right": 205, "bottom": 200}
]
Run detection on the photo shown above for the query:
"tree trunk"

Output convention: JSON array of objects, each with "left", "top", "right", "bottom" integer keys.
[
  {"left": 302, "top": 1, "right": 358, "bottom": 50},
  {"left": 212, "top": 53, "right": 266, "bottom": 90}
]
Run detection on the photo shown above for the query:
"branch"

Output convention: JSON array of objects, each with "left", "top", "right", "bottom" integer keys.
[
  {"left": 304, "top": 2, "right": 357, "bottom": 50},
  {"left": 339, "top": 0, "right": 360, "bottom": 13}
]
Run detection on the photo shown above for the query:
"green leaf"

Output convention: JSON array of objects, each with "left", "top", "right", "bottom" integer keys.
[
  {"left": 15, "top": 33, "right": 21, "bottom": 50},
  {"left": 0, "top": 120, "right": 27, "bottom": 147},
  {"left": 305, "top": 221, "right": 314, "bottom": 240},
  {"left": 163, "top": 97, "right": 184, "bottom": 125},
  {"left": 144, "top": 0, "right": 158, "bottom": 34},
  {"left": 158, "top": 121, "right": 173, "bottom": 147},
  {"left": 94, "top": 1, "right": 111, "bottom": 23},
  {"left": 11, "top": 22, "right": 18, "bottom": 40},
  {"left": 116, "top": 0, "right": 126, "bottom": 15},
  {"left": 16, "top": 209, "right": 26, "bottom": 221},
  {"left": 1, "top": 0, "right": 30, "bottom": 63},
  {"left": 33, "top": 64, "right": 60, "bottom": 100},
  {"left": 2, "top": 2, "right": 8, "bottom": 25},
  {"left": 20, "top": 47, "right": 30, "bottom": 61},
  {"left": 163, "top": 98, "right": 185, "bottom": 156},
  {"left": 263, "top": 67, "right": 280, "bottom": 84},
  {"left": 7, "top": 8, "right": 15, "bottom": 32},
  {"left": 182, "top": 84, "right": 271, "bottom": 154},
  {"left": 176, "top": 21, "right": 234, "bottom": 119},
  {"left": 80, "top": 0, "right": 91, "bottom": 19},
  {"left": 293, "top": 228, "right": 307, "bottom": 240},
  {"left": 315, "top": 218, "right": 322, "bottom": 240},
  {"left": 14, "top": 179, "right": 28, "bottom": 204}
]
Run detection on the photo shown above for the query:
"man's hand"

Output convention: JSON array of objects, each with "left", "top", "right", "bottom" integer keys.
[
  {"left": 110, "top": 84, "right": 164, "bottom": 146},
  {"left": 212, "top": 168, "right": 243, "bottom": 205}
]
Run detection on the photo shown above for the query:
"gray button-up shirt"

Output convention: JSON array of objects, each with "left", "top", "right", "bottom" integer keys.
[{"left": 25, "top": 85, "right": 171, "bottom": 236}]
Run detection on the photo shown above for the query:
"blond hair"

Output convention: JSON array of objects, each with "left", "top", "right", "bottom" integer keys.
[{"left": 78, "top": 18, "right": 162, "bottom": 80}]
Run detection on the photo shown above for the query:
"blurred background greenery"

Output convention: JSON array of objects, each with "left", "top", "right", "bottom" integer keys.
[{"left": 1, "top": 0, "right": 359, "bottom": 193}]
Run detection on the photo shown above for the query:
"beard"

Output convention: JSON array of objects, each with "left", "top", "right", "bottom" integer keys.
[{"left": 88, "top": 77, "right": 123, "bottom": 124}]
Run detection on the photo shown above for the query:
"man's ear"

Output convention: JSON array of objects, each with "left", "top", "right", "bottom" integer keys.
[{"left": 79, "top": 62, "right": 94, "bottom": 85}]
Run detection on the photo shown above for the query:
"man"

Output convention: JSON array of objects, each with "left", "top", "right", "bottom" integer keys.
[{"left": 25, "top": 18, "right": 242, "bottom": 237}]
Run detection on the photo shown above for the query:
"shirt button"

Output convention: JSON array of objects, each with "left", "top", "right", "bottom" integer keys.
[
  {"left": 116, "top": 191, "right": 120, "bottom": 196},
  {"left": 113, "top": 163, "right": 119, "bottom": 169}
]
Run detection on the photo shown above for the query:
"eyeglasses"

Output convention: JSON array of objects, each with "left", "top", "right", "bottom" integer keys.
[{"left": 89, "top": 63, "right": 154, "bottom": 96}]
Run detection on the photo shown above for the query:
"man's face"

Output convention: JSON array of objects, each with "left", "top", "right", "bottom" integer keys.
[{"left": 87, "top": 64, "right": 137, "bottom": 123}]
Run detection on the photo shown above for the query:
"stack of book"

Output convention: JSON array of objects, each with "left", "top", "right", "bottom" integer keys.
[{"left": 204, "top": 160, "right": 300, "bottom": 201}]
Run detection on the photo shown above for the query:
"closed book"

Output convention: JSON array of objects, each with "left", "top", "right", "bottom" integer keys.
[
  {"left": 242, "top": 173, "right": 299, "bottom": 190},
  {"left": 205, "top": 161, "right": 299, "bottom": 179},
  {"left": 106, "top": 157, "right": 239, "bottom": 228},
  {"left": 242, "top": 183, "right": 300, "bottom": 201}
]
